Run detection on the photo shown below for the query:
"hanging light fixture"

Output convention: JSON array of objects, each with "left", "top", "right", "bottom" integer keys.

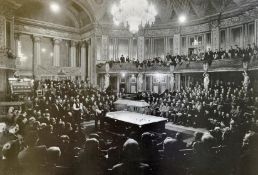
[{"left": 111, "top": 0, "right": 157, "bottom": 33}]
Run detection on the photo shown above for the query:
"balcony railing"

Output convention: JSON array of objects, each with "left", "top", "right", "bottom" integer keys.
[{"left": 97, "top": 58, "right": 258, "bottom": 74}]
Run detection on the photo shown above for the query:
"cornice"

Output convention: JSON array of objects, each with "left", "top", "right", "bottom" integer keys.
[
  {"left": 14, "top": 23, "right": 81, "bottom": 41},
  {"left": 15, "top": 17, "right": 80, "bottom": 34}
]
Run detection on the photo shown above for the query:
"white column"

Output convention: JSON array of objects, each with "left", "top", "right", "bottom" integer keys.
[
  {"left": 175, "top": 74, "right": 181, "bottom": 91},
  {"left": 173, "top": 34, "right": 181, "bottom": 55},
  {"left": 53, "top": 38, "right": 61, "bottom": 67},
  {"left": 170, "top": 74, "right": 175, "bottom": 91},
  {"left": 91, "top": 37, "right": 97, "bottom": 85},
  {"left": 87, "top": 39, "right": 92, "bottom": 83},
  {"left": 226, "top": 27, "right": 231, "bottom": 50},
  {"left": 0, "top": 16, "right": 6, "bottom": 48},
  {"left": 137, "top": 36, "right": 144, "bottom": 61},
  {"left": 81, "top": 41, "right": 86, "bottom": 81},
  {"left": 102, "top": 35, "right": 108, "bottom": 60},
  {"left": 14, "top": 33, "right": 21, "bottom": 68},
  {"left": 137, "top": 73, "right": 143, "bottom": 92},
  {"left": 104, "top": 73, "right": 110, "bottom": 90},
  {"left": 211, "top": 26, "right": 220, "bottom": 51},
  {"left": 33, "top": 35, "right": 41, "bottom": 79},
  {"left": 165, "top": 37, "right": 169, "bottom": 55},
  {"left": 70, "top": 41, "right": 77, "bottom": 67},
  {"left": 129, "top": 38, "right": 133, "bottom": 59},
  {"left": 255, "top": 19, "right": 258, "bottom": 45}
]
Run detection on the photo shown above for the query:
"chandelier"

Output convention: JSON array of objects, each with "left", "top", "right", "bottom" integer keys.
[{"left": 111, "top": 0, "right": 157, "bottom": 33}]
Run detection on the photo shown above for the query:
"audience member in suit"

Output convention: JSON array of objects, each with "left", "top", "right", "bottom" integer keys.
[
  {"left": 76, "top": 138, "right": 104, "bottom": 175},
  {"left": 18, "top": 131, "right": 47, "bottom": 175},
  {"left": 111, "top": 139, "right": 152, "bottom": 175}
]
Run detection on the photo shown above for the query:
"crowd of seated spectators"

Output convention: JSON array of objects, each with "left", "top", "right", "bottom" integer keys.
[
  {"left": 98, "top": 43, "right": 258, "bottom": 69},
  {"left": 0, "top": 79, "right": 258, "bottom": 175},
  {"left": 141, "top": 80, "right": 257, "bottom": 129}
]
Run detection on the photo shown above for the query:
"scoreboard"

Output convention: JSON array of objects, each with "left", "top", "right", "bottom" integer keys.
[{"left": 8, "top": 78, "right": 34, "bottom": 95}]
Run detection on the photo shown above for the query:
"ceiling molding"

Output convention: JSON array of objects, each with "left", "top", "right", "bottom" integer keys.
[{"left": 15, "top": 17, "right": 80, "bottom": 33}]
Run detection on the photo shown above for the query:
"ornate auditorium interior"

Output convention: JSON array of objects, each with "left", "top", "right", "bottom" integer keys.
[{"left": 0, "top": 0, "right": 258, "bottom": 175}]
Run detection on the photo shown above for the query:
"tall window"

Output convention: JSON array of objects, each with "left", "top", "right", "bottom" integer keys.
[
  {"left": 248, "top": 23, "right": 255, "bottom": 44},
  {"left": 19, "top": 34, "right": 33, "bottom": 70},
  {"left": 231, "top": 27, "right": 242, "bottom": 47},
  {"left": 6, "top": 21, "right": 11, "bottom": 49},
  {"left": 132, "top": 38, "right": 137, "bottom": 59},
  {"left": 153, "top": 38, "right": 165, "bottom": 58},
  {"left": 109, "top": 38, "right": 114, "bottom": 60},
  {"left": 76, "top": 45, "right": 80, "bottom": 67},
  {"left": 60, "top": 40, "right": 69, "bottom": 67},
  {"left": 206, "top": 33, "right": 211, "bottom": 49},
  {"left": 96, "top": 37, "right": 102, "bottom": 61},
  {"left": 169, "top": 38, "right": 173, "bottom": 55},
  {"left": 118, "top": 38, "right": 129, "bottom": 58},
  {"left": 220, "top": 30, "right": 226, "bottom": 49},
  {"left": 145, "top": 38, "right": 151, "bottom": 59},
  {"left": 181, "top": 37, "right": 186, "bottom": 54},
  {"left": 40, "top": 37, "right": 53, "bottom": 67}
]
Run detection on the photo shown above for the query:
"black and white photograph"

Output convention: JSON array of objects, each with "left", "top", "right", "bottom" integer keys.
[{"left": 0, "top": 0, "right": 258, "bottom": 175}]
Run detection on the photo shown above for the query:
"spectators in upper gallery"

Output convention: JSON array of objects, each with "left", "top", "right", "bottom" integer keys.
[{"left": 99, "top": 43, "right": 258, "bottom": 69}]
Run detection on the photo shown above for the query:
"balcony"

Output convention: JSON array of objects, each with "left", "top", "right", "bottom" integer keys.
[{"left": 96, "top": 58, "right": 258, "bottom": 74}]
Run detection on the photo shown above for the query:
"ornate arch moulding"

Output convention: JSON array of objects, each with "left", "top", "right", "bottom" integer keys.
[
  {"left": 14, "top": 24, "right": 81, "bottom": 41},
  {"left": 72, "top": 0, "right": 96, "bottom": 23},
  {"left": 15, "top": 17, "right": 80, "bottom": 33}
]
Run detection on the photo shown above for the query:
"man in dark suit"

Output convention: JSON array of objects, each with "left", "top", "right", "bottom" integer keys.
[
  {"left": 51, "top": 99, "right": 60, "bottom": 119},
  {"left": 18, "top": 131, "right": 47, "bottom": 175},
  {"left": 111, "top": 139, "right": 151, "bottom": 175}
]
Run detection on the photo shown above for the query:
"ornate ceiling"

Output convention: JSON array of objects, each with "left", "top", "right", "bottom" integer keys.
[{"left": 4, "top": 0, "right": 258, "bottom": 28}]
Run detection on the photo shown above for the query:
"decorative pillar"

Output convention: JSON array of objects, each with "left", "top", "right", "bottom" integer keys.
[
  {"left": 137, "top": 36, "right": 144, "bottom": 61},
  {"left": 137, "top": 73, "right": 143, "bottom": 92},
  {"left": 87, "top": 39, "right": 92, "bottom": 82},
  {"left": 129, "top": 38, "right": 133, "bottom": 59},
  {"left": 92, "top": 37, "right": 97, "bottom": 85},
  {"left": 102, "top": 35, "right": 108, "bottom": 60},
  {"left": 70, "top": 41, "right": 77, "bottom": 67},
  {"left": 243, "top": 24, "right": 248, "bottom": 47},
  {"left": 173, "top": 34, "right": 181, "bottom": 55},
  {"left": 114, "top": 38, "right": 118, "bottom": 60},
  {"left": 0, "top": 16, "right": 6, "bottom": 48},
  {"left": 204, "top": 73, "right": 210, "bottom": 91},
  {"left": 87, "top": 37, "right": 97, "bottom": 85},
  {"left": 170, "top": 74, "right": 175, "bottom": 92},
  {"left": 203, "top": 34, "right": 207, "bottom": 51},
  {"left": 255, "top": 19, "right": 258, "bottom": 45},
  {"left": 14, "top": 33, "right": 21, "bottom": 68},
  {"left": 185, "top": 36, "right": 189, "bottom": 55},
  {"left": 104, "top": 73, "right": 110, "bottom": 90},
  {"left": 211, "top": 26, "right": 220, "bottom": 51},
  {"left": 175, "top": 74, "right": 181, "bottom": 91},
  {"left": 226, "top": 27, "right": 231, "bottom": 50},
  {"left": 165, "top": 37, "right": 169, "bottom": 55},
  {"left": 80, "top": 41, "right": 86, "bottom": 81},
  {"left": 150, "top": 38, "right": 154, "bottom": 58},
  {"left": 242, "top": 71, "right": 250, "bottom": 91},
  {"left": 169, "top": 65, "right": 175, "bottom": 91},
  {"left": 53, "top": 38, "right": 61, "bottom": 67},
  {"left": 33, "top": 35, "right": 41, "bottom": 79}
]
